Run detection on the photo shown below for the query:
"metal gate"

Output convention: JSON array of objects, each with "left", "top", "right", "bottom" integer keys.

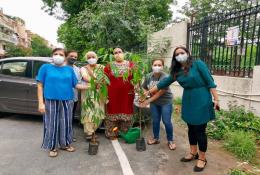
[{"left": 187, "top": 3, "right": 260, "bottom": 78}]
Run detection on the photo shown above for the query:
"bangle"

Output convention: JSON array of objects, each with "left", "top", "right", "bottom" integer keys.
[{"left": 214, "top": 99, "right": 220, "bottom": 102}]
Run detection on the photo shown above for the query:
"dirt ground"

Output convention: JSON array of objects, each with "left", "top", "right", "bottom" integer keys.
[{"left": 143, "top": 118, "right": 260, "bottom": 175}]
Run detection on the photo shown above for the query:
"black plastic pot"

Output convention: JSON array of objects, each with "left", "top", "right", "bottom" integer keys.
[
  {"left": 88, "top": 141, "right": 99, "bottom": 155},
  {"left": 136, "top": 137, "right": 146, "bottom": 151}
]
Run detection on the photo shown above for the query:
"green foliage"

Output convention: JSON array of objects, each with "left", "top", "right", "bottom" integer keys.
[
  {"left": 5, "top": 44, "right": 32, "bottom": 57},
  {"left": 229, "top": 169, "right": 251, "bottom": 175},
  {"left": 31, "top": 34, "right": 52, "bottom": 57},
  {"left": 81, "top": 66, "right": 110, "bottom": 128},
  {"left": 207, "top": 103, "right": 260, "bottom": 140},
  {"left": 42, "top": 0, "right": 173, "bottom": 54},
  {"left": 173, "top": 97, "right": 182, "bottom": 105},
  {"left": 177, "top": 0, "right": 256, "bottom": 21},
  {"left": 224, "top": 130, "right": 257, "bottom": 162}
]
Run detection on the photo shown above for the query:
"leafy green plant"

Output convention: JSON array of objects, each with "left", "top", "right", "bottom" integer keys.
[
  {"left": 81, "top": 48, "right": 150, "bottom": 140},
  {"left": 207, "top": 103, "right": 260, "bottom": 140},
  {"left": 207, "top": 110, "right": 230, "bottom": 140},
  {"left": 224, "top": 130, "right": 257, "bottom": 162},
  {"left": 81, "top": 65, "right": 110, "bottom": 143},
  {"left": 173, "top": 97, "right": 182, "bottom": 105}
]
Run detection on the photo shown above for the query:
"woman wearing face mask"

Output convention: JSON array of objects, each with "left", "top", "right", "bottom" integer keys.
[
  {"left": 140, "top": 58, "right": 176, "bottom": 150},
  {"left": 80, "top": 51, "right": 105, "bottom": 139},
  {"left": 104, "top": 48, "right": 135, "bottom": 139},
  {"left": 66, "top": 50, "right": 81, "bottom": 142},
  {"left": 146, "top": 46, "right": 219, "bottom": 172},
  {"left": 37, "top": 48, "right": 88, "bottom": 157}
]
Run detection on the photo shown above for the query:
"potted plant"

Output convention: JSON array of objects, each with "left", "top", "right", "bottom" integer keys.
[
  {"left": 125, "top": 53, "right": 148, "bottom": 151},
  {"left": 81, "top": 64, "right": 110, "bottom": 155}
]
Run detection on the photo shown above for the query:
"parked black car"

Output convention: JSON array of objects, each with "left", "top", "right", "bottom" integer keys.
[{"left": 0, "top": 57, "right": 80, "bottom": 117}]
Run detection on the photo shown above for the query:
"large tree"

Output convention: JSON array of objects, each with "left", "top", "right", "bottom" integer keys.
[
  {"left": 177, "top": 0, "right": 258, "bottom": 22},
  {"left": 31, "top": 34, "right": 52, "bottom": 57},
  {"left": 42, "top": 0, "right": 174, "bottom": 53},
  {"left": 5, "top": 44, "right": 32, "bottom": 57}
]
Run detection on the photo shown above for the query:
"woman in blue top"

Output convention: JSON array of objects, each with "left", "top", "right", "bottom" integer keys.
[
  {"left": 146, "top": 46, "right": 219, "bottom": 172},
  {"left": 37, "top": 48, "right": 87, "bottom": 157}
]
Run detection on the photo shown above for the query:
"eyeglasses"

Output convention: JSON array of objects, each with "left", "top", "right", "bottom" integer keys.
[{"left": 114, "top": 51, "right": 122, "bottom": 54}]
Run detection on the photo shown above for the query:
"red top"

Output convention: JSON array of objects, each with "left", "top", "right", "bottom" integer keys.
[{"left": 104, "top": 61, "right": 135, "bottom": 118}]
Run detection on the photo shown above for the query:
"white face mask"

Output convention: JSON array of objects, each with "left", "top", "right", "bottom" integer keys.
[
  {"left": 53, "top": 55, "right": 65, "bottom": 65},
  {"left": 176, "top": 53, "right": 188, "bottom": 63},
  {"left": 152, "top": 66, "right": 162, "bottom": 73},
  {"left": 87, "top": 58, "right": 97, "bottom": 65}
]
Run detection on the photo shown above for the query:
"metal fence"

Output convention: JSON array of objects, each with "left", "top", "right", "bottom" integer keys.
[{"left": 187, "top": 2, "right": 260, "bottom": 78}]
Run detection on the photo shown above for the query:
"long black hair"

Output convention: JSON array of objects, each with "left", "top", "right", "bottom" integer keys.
[{"left": 170, "top": 46, "right": 193, "bottom": 80}]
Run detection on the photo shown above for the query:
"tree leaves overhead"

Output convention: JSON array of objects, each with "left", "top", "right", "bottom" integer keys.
[
  {"left": 42, "top": 0, "right": 173, "bottom": 54},
  {"left": 178, "top": 0, "right": 257, "bottom": 22}
]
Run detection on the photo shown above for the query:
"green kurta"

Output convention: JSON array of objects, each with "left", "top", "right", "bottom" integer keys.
[{"left": 157, "top": 60, "right": 217, "bottom": 125}]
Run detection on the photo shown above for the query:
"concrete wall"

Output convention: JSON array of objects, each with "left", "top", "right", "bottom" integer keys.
[
  {"left": 149, "top": 22, "right": 260, "bottom": 116},
  {"left": 170, "top": 68, "right": 260, "bottom": 116},
  {"left": 147, "top": 21, "right": 188, "bottom": 68}
]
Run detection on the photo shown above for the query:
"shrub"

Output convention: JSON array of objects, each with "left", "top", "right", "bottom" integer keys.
[
  {"left": 224, "top": 130, "right": 257, "bottom": 162},
  {"left": 207, "top": 103, "right": 260, "bottom": 140}
]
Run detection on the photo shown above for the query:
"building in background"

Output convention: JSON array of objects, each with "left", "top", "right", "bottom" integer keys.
[{"left": 0, "top": 8, "right": 53, "bottom": 58}]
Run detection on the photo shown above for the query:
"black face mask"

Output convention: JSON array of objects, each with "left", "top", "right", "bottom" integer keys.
[{"left": 67, "top": 57, "right": 76, "bottom": 65}]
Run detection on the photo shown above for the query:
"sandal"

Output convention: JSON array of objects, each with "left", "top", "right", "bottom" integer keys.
[
  {"left": 147, "top": 138, "right": 160, "bottom": 145},
  {"left": 193, "top": 159, "right": 207, "bottom": 172},
  {"left": 49, "top": 149, "right": 58, "bottom": 157},
  {"left": 61, "top": 146, "right": 75, "bottom": 152},
  {"left": 180, "top": 152, "right": 199, "bottom": 162},
  {"left": 168, "top": 141, "right": 176, "bottom": 150}
]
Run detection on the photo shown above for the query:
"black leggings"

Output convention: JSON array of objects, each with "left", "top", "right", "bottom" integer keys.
[{"left": 187, "top": 123, "right": 207, "bottom": 152}]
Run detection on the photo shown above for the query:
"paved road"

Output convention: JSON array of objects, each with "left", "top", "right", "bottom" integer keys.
[
  {"left": 0, "top": 114, "right": 163, "bottom": 175},
  {"left": 0, "top": 114, "right": 240, "bottom": 175}
]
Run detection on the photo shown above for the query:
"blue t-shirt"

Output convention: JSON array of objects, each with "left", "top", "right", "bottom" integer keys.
[{"left": 36, "top": 64, "right": 78, "bottom": 100}]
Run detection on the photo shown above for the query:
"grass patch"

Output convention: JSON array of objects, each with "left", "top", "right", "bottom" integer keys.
[
  {"left": 229, "top": 169, "right": 251, "bottom": 175},
  {"left": 224, "top": 130, "right": 257, "bottom": 162}
]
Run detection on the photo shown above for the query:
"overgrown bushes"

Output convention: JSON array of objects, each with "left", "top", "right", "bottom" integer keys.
[
  {"left": 207, "top": 103, "right": 259, "bottom": 162},
  {"left": 207, "top": 103, "right": 260, "bottom": 140}
]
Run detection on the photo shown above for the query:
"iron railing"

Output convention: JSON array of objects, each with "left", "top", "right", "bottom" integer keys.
[{"left": 187, "top": 2, "right": 260, "bottom": 78}]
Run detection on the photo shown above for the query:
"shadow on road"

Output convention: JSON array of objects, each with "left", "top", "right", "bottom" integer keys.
[{"left": 0, "top": 113, "right": 42, "bottom": 122}]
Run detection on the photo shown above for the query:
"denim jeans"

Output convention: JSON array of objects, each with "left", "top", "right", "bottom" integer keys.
[{"left": 150, "top": 103, "right": 174, "bottom": 142}]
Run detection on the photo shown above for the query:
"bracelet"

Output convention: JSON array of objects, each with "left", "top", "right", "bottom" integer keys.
[{"left": 214, "top": 99, "right": 220, "bottom": 102}]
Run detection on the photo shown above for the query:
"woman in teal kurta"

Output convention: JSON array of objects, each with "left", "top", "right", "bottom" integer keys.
[{"left": 147, "top": 46, "right": 219, "bottom": 172}]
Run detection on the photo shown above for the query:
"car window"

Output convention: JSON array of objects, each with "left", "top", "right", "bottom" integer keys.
[
  {"left": 33, "top": 61, "right": 47, "bottom": 78},
  {"left": 1, "top": 61, "right": 30, "bottom": 78}
]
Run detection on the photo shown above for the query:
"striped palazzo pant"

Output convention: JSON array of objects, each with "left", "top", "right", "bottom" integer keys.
[{"left": 42, "top": 99, "right": 74, "bottom": 150}]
